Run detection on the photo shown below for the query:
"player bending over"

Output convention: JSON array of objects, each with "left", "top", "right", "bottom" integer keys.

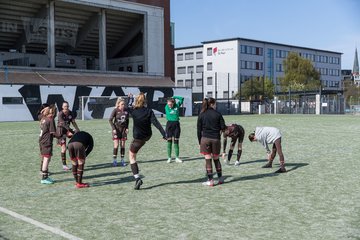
[
  {"left": 222, "top": 123, "right": 245, "bottom": 166},
  {"left": 248, "top": 126, "right": 286, "bottom": 173},
  {"left": 67, "top": 131, "right": 94, "bottom": 188}
]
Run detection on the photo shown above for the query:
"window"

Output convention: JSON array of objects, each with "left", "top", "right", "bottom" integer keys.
[
  {"left": 207, "top": 62, "right": 213, "bottom": 71},
  {"left": 196, "top": 79, "right": 203, "bottom": 87},
  {"left": 207, "top": 47, "right": 212, "bottom": 56},
  {"left": 2, "top": 97, "right": 23, "bottom": 105},
  {"left": 177, "top": 80, "right": 184, "bottom": 86},
  {"left": 196, "top": 51, "right": 203, "bottom": 59},
  {"left": 185, "top": 79, "right": 192, "bottom": 87},
  {"left": 207, "top": 91, "right": 213, "bottom": 98},
  {"left": 196, "top": 65, "right": 203, "bottom": 73},
  {"left": 276, "top": 64, "right": 283, "bottom": 72},
  {"left": 187, "top": 66, "right": 194, "bottom": 74},
  {"left": 177, "top": 53, "right": 183, "bottom": 61},
  {"left": 177, "top": 67, "right": 186, "bottom": 74},
  {"left": 223, "top": 91, "right": 229, "bottom": 99},
  {"left": 185, "top": 52, "right": 194, "bottom": 60},
  {"left": 207, "top": 77, "right": 213, "bottom": 85}
]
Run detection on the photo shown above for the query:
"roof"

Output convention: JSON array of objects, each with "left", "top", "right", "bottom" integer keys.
[
  {"left": 199, "top": 37, "right": 343, "bottom": 55},
  {"left": 0, "top": 68, "right": 175, "bottom": 87}
]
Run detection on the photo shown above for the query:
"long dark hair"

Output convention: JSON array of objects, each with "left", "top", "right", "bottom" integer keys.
[{"left": 200, "top": 97, "right": 216, "bottom": 113}]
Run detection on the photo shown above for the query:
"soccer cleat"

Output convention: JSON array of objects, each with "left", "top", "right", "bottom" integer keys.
[
  {"left": 41, "top": 177, "right": 55, "bottom": 184},
  {"left": 63, "top": 165, "right": 71, "bottom": 171},
  {"left": 275, "top": 167, "right": 287, "bottom": 173},
  {"left": 75, "top": 183, "right": 90, "bottom": 188},
  {"left": 234, "top": 161, "right": 240, "bottom": 166},
  {"left": 134, "top": 178, "right": 143, "bottom": 190},
  {"left": 224, "top": 159, "right": 230, "bottom": 165},
  {"left": 167, "top": 158, "right": 172, "bottom": 163},
  {"left": 112, "top": 159, "right": 118, "bottom": 167},
  {"left": 175, "top": 157, "right": 183, "bottom": 163},
  {"left": 120, "top": 159, "right": 127, "bottom": 167},
  {"left": 218, "top": 177, "right": 224, "bottom": 185},
  {"left": 262, "top": 162, "right": 273, "bottom": 168},
  {"left": 202, "top": 179, "right": 214, "bottom": 187}
]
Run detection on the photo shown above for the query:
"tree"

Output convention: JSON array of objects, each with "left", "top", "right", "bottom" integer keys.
[
  {"left": 280, "top": 52, "right": 321, "bottom": 92},
  {"left": 234, "top": 76, "right": 274, "bottom": 100}
]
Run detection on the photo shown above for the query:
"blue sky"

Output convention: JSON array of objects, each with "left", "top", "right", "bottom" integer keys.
[{"left": 171, "top": 0, "right": 360, "bottom": 69}]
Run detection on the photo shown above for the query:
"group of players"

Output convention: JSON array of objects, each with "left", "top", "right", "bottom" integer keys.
[{"left": 37, "top": 93, "right": 286, "bottom": 190}]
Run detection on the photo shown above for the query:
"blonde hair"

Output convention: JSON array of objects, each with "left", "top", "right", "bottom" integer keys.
[
  {"left": 115, "top": 97, "right": 125, "bottom": 107},
  {"left": 134, "top": 92, "right": 146, "bottom": 109}
]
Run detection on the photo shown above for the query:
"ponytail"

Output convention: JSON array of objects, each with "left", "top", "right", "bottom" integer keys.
[{"left": 200, "top": 97, "right": 216, "bottom": 113}]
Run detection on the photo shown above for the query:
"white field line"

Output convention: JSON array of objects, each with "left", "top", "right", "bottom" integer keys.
[{"left": 0, "top": 206, "right": 83, "bottom": 240}]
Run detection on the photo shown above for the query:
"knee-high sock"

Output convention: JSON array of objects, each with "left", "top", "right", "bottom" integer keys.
[
  {"left": 213, "top": 158, "right": 222, "bottom": 178},
  {"left": 167, "top": 140, "right": 172, "bottom": 158},
  {"left": 237, "top": 150, "right": 242, "bottom": 161},
  {"left": 130, "top": 163, "right": 140, "bottom": 179},
  {"left": 113, "top": 147, "right": 118, "bottom": 159},
  {"left": 120, "top": 147, "right": 125, "bottom": 159},
  {"left": 41, "top": 170, "right": 49, "bottom": 180},
  {"left": 61, "top": 152, "right": 66, "bottom": 165},
  {"left": 205, "top": 158, "right": 213, "bottom": 180},
  {"left": 77, "top": 164, "right": 84, "bottom": 183},
  {"left": 72, "top": 164, "right": 78, "bottom": 183},
  {"left": 227, "top": 149, "right": 233, "bottom": 161},
  {"left": 174, "top": 139, "right": 179, "bottom": 157}
]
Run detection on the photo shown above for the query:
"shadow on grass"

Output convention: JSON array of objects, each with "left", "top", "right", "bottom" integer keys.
[
  {"left": 239, "top": 158, "right": 267, "bottom": 165},
  {"left": 141, "top": 162, "right": 309, "bottom": 190},
  {"left": 141, "top": 156, "right": 204, "bottom": 164}
]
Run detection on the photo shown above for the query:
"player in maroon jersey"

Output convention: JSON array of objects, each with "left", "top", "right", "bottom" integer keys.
[
  {"left": 57, "top": 101, "right": 80, "bottom": 171},
  {"left": 109, "top": 97, "right": 129, "bottom": 167},
  {"left": 39, "top": 104, "right": 60, "bottom": 184},
  {"left": 222, "top": 124, "right": 245, "bottom": 166},
  {"left": 68, "top": 131, "right": 94, "bottom": 188}
]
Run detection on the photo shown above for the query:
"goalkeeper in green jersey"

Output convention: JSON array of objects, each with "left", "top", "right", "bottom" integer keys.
[{"left": 165, "top": 96, "right": 184, "bottom": 163}]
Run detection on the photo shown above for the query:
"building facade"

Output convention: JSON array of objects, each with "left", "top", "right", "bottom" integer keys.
[{"left": 175, "top": 38, "right": 342, "bottom": 101}]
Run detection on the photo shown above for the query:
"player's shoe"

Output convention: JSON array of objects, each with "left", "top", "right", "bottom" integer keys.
[
  {"left": 262, "top": 162, "right": 272, "bottom": 168},
  {"left": 175, "top": 157, "right": 183, "bottom": 163},
  {"left": 234, "top": 161, "right": 240, "bottom": 166},
  {"left": 218, "top": 177, "right": 224, "bottom": 185},
  {"left": 41, "top": 177, "right": 55, "bottom": 184},
  {"left": 224, "top": 159, "right": 230, "bottom": 165},
  {"left": 275, "top": 167, "right": 287, "bottom": 173},
  {"left": 62, "top": 165, "right": 71, "bottom": 171},
  {"left": 167, "top": 158, "right": 172, "bottom": 163},
  {"left": 202, "top": 179, "right": 214, "bottom": 187},
  {"left": 75, "top": 183, "right": 90, "bottom": 188},
  {"left": 134, "top": 178, "right": 143, "bottom": 190},
  {"left": 112, "top": 159, "right": 118, "bottom": 167},
  {"left": 120, "top": 159, "right": 127, "bottom": 167}
]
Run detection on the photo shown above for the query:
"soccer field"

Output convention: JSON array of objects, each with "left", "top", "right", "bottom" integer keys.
[{"left": 0, "top": 115, "right": 359, "bottom": 240}]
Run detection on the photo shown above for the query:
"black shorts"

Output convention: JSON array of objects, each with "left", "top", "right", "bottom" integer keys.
[
  {"left": 68, "top": 142, "right": 86, "bottom": 160},
  {"left": 166, "top": 121, "right": 181, "bottom": 139},
  {"left": 129, "top": 136, "right": 151, "bottom": 153},
  {"left": 112, "top": 126, "right": 127, "bottom": 140},
  {"left": 39, "top": 144, "right": 53, "bottom": 158},
  {"left": 200, "top": 137, "right": 221, "bottom": 156}
]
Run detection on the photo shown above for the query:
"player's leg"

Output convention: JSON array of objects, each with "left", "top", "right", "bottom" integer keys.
[
  {"left": 213, "top": 139, "right": 224, "bottom": 184},
  {"left": 174, "top": 122, "right": 182, "bottom": 163},
  {"left": 68, "top": 143, "right": 78, "bottom": 184},
  {"left": 129, "top": 138, "right": 147, "bottom": 190},
  {"left": 166, "top": 122, "right": 173, "bottom": 163},
  {"left": 61, "top": 140, "right": 71, "bottom": 171},
  {"left": 119, "top": 139, "right": 127, "bottom": 166},
  {"left": 112, "top": 131, "right": 119, "bottom": 166},
  {"left": 234, "top": 139, "right": 243, "bottom": 166},
  {"left": 40, "top": 156, "right": 54, "bottom": 184},
  {"left": 200, "top": 138, "right": 214, "bottom": 186},
  {"left": 274, "top": 138, "right": 286, "bottom": 173},
  {"left": 227, "top": 139, "right": 236, "bottom": 164},
  {"left": 75, "top": 144, "right": 89, "bottom": 188}
]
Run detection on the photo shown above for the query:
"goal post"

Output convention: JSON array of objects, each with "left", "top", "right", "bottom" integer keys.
[{"left": 78, "top": 95, "right": 129, "bottom": 120}]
